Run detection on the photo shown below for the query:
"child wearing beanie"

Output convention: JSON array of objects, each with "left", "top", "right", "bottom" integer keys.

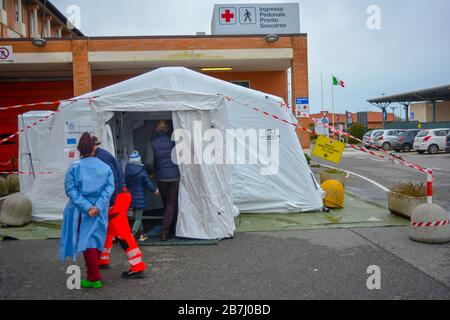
[{"left": 125, "top": 151, "right": 159, "bottom": 241}]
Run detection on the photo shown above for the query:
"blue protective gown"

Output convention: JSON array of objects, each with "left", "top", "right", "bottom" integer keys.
[{"left": 59, "top": 157, "right": 115, "bottom": 261}]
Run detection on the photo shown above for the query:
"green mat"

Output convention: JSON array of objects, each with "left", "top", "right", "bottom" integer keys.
[
  {"left": 0, "top": 220, "right": 61, "bottom": 241},
  {"left": 139, "top": 236, "right": 220, "bottom": 246},
  {"left": 1, "top": 192, "right": 409, "bottom": 241},
  {"left": 235, "top": 192, "right": 409, "bottom": 233}
]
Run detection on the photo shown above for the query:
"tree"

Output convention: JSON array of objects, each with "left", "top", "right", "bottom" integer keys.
[{"left": 348, "top": 123, "right": 365, "bottom": 144}]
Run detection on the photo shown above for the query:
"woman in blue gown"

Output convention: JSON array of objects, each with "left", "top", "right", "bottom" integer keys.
[{"left": 59, "top": 132, "right": 115, "bottom": 289}]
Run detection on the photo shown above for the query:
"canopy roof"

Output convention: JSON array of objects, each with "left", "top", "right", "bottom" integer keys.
[{"left": 368, "top": 84, "right": 450, "bottom": 105}]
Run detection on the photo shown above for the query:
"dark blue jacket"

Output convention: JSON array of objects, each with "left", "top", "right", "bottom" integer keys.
[
  {"left": 151, "top": 132, "right": 180, "bottom": 180},
  {"left": 95, "top": 147, "right": 125, "bottom": 206},
  {"left": 125, "top": 164, "right": 157, "bottom": 209}
]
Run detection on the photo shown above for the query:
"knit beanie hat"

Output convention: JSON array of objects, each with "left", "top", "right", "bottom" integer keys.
[{"left": 129, "top": 150, "right": 142, "bottom": 165}]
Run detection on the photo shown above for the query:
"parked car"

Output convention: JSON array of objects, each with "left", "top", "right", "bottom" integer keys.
[
  {"left": 392, "top": 129, "right": 421, "bottom": 152},
  {"left": 363, "top": 130, "right": 380, "bottom": 148},
  {"left": 445, "top": 131, "right": 450, "bottom": 153},
  {"left": 372, "top": 129, "right": 406, "bottom": 150},
  {"left": 413, "top": 129, "right": 450, "bottom": 154}
]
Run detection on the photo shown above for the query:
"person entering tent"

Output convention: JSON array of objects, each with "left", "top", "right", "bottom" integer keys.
[{"left": 145, "top": 120, "right": 180, "bottom": 241}]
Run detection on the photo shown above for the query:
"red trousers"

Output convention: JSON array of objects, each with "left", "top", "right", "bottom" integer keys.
[
  {"left": 83, "top": 248, "right": 102, "bottom": 281},
  {"left": 99, "top": 192, "right": 146, "bottom": 272}
]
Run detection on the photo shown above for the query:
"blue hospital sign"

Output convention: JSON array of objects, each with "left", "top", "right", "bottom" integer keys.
[{"left": 295, "top": 97, "right": 309, "bottom": 118}]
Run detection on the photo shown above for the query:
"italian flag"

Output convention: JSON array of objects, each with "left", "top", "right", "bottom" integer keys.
[{"left": 332, "top": 75, "right": 345, "bottom": 88}]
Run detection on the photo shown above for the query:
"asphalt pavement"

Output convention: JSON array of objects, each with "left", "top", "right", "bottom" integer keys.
[
  {"left": 0, "top": 228, "right": 449, "bottom": 300},
  {"left": 312, "top": 149, "right": 450, "bottom": 212},
  {"left": 0, "top": 148, "right": 449, "bottom": 300}
]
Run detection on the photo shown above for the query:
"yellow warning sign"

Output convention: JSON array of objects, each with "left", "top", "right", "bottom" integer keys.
[{"left": 312, "top": 136, "right": 345, "bottom": 164}]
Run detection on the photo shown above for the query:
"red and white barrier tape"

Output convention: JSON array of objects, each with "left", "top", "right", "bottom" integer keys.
[
  {"left": 0, "top": 159, "right": 12, "bottom": 166},
  {"left": 0, "top": 171, "right": 63, "bottom": 175},
  {"left": 0, "top": 101, "right": 60, "bottom": 111},
  {"left": 0, "top": 97, "right": 93, "bottom": 146},
  {"left": 296, "top": 110, "right": 411, "bottom": 163},
  {"left": 221, "top": 94, "right": 432, "bottom": 175},
  {"left": 221, "top": 94, "right": 435, "bottom": 202},
  {"left": 0, "top": 110, "right": 59, "bottom": 145},
  {"left": 0, "top": 97, "right": 96, "bottom": 112},
  {"left": 411, "top": 219, "right": 449, "bottom": 228}
]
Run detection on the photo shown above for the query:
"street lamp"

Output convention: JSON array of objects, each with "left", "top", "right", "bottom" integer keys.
[
  {"left": 265, "top": 34, "right": 279, "bottom": 43},
  {"left": 32, "top": 37, "right": 47, "bottom": 47},
  {"left": 31, "top": 0, "right": 48, "bottom": 48}
]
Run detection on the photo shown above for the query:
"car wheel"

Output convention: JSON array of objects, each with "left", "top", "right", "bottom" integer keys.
[
  {"left": 382, "top": 142, "right": 391, "bottom": 151},
  {"left": 402, "top": 144, "right": 412, "bottom": 152},
  {"left": 428, "top": 144, "right": 439, "bottom": 154}
]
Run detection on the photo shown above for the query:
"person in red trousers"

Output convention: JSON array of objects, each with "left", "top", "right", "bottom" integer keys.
[{"left": 92, "top": 137, "right": 147, "bottom": 279}]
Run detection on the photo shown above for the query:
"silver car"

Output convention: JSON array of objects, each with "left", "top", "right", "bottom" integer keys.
[
  {"left": 372, "top": 129, "right": 406, "bottom": 150},
  {"left": 363, "top": 130, "right": 381, "bottom": 148}
]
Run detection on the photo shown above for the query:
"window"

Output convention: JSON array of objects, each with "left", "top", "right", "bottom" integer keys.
[
  {"left": 1, "top": 0, "right": 6, "bottom": 10},
  {"left": 230, "top": 81, "right": 250, "bottom": 88},
  {"left": 14, "top": 0, "right": 23, "bottom": 23},
  {"left": 417, "top": 131, "right": 428, "bottom": 138},
  {"left": 374, "top": 131, "right": 384, "bottom": 137},
  {"left": 434, "top": 130, "right": 448, "bottom": 137}
]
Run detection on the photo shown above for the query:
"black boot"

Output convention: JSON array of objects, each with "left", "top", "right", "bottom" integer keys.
[{"left": 121, "top": 270, "right": 146, "bottom": 279}]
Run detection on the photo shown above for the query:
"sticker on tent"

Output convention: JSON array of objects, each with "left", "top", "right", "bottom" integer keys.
[{"left": 312, "top": 136, "right": 345, "bottom": 164}]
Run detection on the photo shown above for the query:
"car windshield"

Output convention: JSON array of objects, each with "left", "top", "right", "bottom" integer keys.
[
  {"left": 374, "top": 131, "right": 383, "bottom": 137},
  {"left": 364, "top": 132, "right": 372, "bottom": 138},
  {"left": 417, "top": 131, "right": 429, "bottom": 138}
]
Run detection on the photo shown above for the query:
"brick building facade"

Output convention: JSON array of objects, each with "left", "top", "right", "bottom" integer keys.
[{"left": 0, "top": 2, "right": 310, "bottom": 171}]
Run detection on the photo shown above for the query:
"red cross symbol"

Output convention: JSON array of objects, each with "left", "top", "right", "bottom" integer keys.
[
  {"left": 0, "top": 47, "right": 10, "bottom": 60},
  {"left": 221, "top": 9, "right": 235, "bottom": 23}
]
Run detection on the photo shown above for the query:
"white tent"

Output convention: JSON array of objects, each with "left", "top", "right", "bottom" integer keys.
[{"left": 19, "top": 67, "right": 323, "bottom": 240}]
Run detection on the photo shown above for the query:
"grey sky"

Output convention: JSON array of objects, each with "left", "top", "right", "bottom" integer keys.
[{"left": 53, "top": 0, "right": 450, "bottom": 115}]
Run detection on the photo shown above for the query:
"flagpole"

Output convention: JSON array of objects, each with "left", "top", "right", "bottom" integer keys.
[
  {"left": 320, "top": 73, "right": 324, "bottom": 112},
  {"left": 331, "top": 74, "right": 335, "bottom": 130}
]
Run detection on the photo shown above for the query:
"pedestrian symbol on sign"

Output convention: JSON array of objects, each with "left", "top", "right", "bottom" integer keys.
[{"left": 239, "top": 7, "right": 256, "bottom": 24}]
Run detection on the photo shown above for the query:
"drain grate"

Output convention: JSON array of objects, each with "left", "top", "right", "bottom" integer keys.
[{"left": 139, "top": 236, "right": 220, "bottom": 246}]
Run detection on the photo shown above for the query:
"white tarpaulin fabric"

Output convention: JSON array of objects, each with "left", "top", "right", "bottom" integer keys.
[
  {"left": 20, "top": 67, "right": 323, "bottom": 239},
  {"left": 18, "top": 111, "right": 54, "bottom": 195}
]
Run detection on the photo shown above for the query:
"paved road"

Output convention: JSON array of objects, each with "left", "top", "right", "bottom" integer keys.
[
  {"left": 1, "top": 149, "right": 449, "bottom": 300},
  {"left": 312, "top": 150, "right": 450, "bottom": 212},
  {"left": 0, "top": 228, "right": 449, "bottom": 300}
]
